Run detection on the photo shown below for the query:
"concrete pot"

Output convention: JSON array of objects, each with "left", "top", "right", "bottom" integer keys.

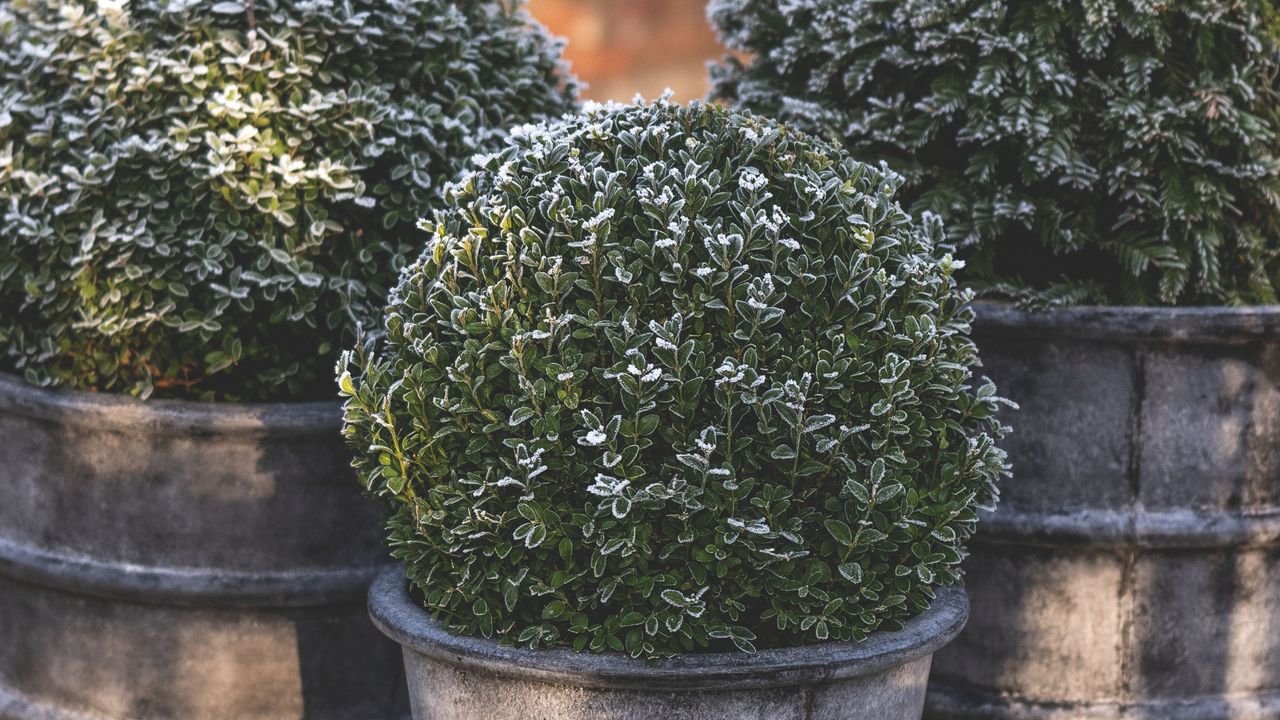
[
  {"left": 368, "top": 567, "right": 969, "bottom": 720},
  {"left": 926, "top": 303, "right": 1280, "bottom": 719},
  {"left": 0, "top": 372, "right": 407, "bottom": 719}
]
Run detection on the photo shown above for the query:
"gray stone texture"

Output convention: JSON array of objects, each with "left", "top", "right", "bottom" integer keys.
[
  {"left": 927, "top": 303, "right": 1280, "bottom": 719},
  {"left": 368, "top": 568, "right": 969, "bottom": 720},
  {"left": 0, "top": 373, "right": 407, "bottom": 719}
]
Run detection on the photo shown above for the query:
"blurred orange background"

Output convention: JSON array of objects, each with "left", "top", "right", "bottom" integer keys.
[{"left": 526, "top": 0, "right": 730, "bottom": 103}]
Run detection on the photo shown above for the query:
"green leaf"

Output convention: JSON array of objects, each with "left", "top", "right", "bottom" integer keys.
[
  {"left": 771, "top": 445, "right": 797, "bottom": 461},
  {"left": 660, "top": 589, "right": 686, "bottom": 608},
  {"left": 619, "top": 612, "right": 645, "bottom": 627},
  {"left": 846, "top": 481, "right": 870, "bottom": 504},
  {"left": 824, "top": 519, "right": 853, "bottom": 545},
  {"left": 868, "top": 458, "right": 887, "bottom": 485},
  {"left": 838, "top": 562, "right": 863, "bottom": 583},
  {"left": 509, "top": 406, "right": 536, "bottom": 426}
]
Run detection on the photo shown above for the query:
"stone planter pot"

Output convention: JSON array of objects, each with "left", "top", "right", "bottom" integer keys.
[
  {"left": 0, "top": 373, "right": 407, "bottom": 719},
  {"left": 368, "top": 567, "right": 968, "bottom": 720},
  {"left": 926, "top": 303, "right": 1280, "bottom": 719}
]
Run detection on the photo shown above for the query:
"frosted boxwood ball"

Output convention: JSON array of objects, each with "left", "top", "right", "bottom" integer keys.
[
  {"left": 711, "top": 0, "right": 1280, "bottom": 305},
  {"left": 340, "top": 99, "right": 1010, "bottom": 658},
  {"left": 0, "top": 0, "right": 575, "bottom": 400}
]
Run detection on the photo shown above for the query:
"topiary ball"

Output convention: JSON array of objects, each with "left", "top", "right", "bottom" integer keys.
[
  {"left": 0, "top": 0, "right": 575, "bottom": 400},
  {"left": 710, "top": 0, "right": 1280, "bottom": 306},
  {"left": 340, "top": 99, "right": 1010, "bottom": 658}
]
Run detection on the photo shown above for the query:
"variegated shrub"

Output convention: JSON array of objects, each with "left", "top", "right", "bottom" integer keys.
[{"left": 0, "top": 0, "right": 574, "bottom": 399}]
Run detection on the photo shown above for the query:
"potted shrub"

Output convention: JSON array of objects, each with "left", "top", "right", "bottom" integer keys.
[
  {"left": 341, "top": 98, "right": 1010, "bottom": 719},
  {"left": 712, "top": 0, "right": 1280, "bottom": 716},
  {"left": 0, "top": 1, "right": 574, "bottom": 718}
]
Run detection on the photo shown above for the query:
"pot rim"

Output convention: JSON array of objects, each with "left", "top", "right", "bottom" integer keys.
[
  {"left": 368, "top": 566, "right": 968, "bottom": 691},
  {"left": 0, "top": 370, "right": 338, "bottom": 436},
  {"left": 0, "top": 536, "right": 385, "bottom": 609},
  {"left": 970, "top": 300, "right": 1280, "bottom": 342}
]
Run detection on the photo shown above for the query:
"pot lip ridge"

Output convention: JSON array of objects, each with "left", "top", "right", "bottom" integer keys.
[
  {"left": 367, "top": 566, "right": 968, "bottom": 691},
  {"left": 970, "top": 300, "right": 1280, "bottom": 342},
  {"left": 0, "top": 370, "right": 339, "bottom": 435}
]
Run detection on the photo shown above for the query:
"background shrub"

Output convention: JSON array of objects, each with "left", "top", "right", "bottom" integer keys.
[
  {"left": 711, "top": 0, "right": 1280, "bottom": 305},
  {"left": 0, "top": 0, "right": 575, "bottom": 400},
  {"left": 341, "top": 99, "right": 1009, "bottom": 657}
]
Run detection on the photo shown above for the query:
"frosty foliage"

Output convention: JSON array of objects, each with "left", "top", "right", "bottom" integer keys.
[
  {"left": 0, "top": 0, "right": 575, "bottom": 399},
  {"left": 711, "top": 0, "right": 1280, "bottom": 305},
  {"left": 340, "top": 100, "right": 1010, "bottom": 657}
]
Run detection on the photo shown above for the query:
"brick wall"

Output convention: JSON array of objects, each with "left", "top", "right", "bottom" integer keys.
[{"left": 526, "top": 0, "right": 730, "bottom": 102}]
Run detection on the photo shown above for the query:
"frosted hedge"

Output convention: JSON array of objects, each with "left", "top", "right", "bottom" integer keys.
[{"left": 712, "top": 0, "right": 1280, "bottom": 305}]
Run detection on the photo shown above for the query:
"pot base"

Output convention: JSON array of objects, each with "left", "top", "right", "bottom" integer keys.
[
  {"left": 927, "top": 683, "right": 1280, "bottom": 720},
  {"left": 0, "top": 574, "right": 406, "bottom": 720},
  {"left": 401, "top": 651, "right": 933, "bottom": 720},
  {"left": 370, "top": 568, "right": 969, "bottom": 720}
]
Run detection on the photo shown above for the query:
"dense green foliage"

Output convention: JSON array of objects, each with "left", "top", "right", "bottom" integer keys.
[
  {"left": 711, "top": 0, "right": 1280, "bottom": 305},
  {"left": 0, "top": 0, "right": 574, "bottom": 400},
  {"left": 341, "top": 99, "right": 1009, "bottom": 657}
]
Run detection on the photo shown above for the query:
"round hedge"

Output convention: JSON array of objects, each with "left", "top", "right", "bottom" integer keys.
[
  {"left": 0, "top": 0, "right": 575, "bottom": 400},
  {"left": 340, "top": 99, "right": 1010, "bottom": 657},
  {"left": 711, "top": 0, "right": 1280, "bottom": 306}
]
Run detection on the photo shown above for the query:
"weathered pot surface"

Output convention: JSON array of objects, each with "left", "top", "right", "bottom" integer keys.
[
  {"left": 926, "top": 302, "right": 1280, "bottom": 719},
  {"left": 0, "top": 372, "right": 406, "bottom": 719},
  {"left": 369, "top": 566, "right": 969, "bottom": 720}
]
